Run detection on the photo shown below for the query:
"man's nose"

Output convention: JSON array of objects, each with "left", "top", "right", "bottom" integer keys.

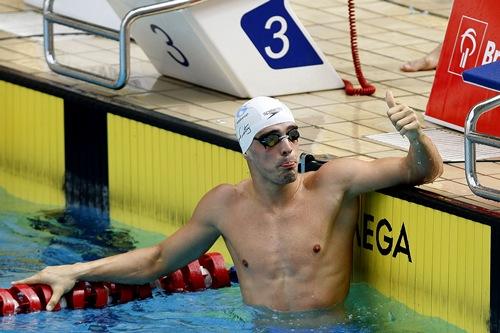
[{"left": 279, "top": 137, "right": 293, "bottom": 156}]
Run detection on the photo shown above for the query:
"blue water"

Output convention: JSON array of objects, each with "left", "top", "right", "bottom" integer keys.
[{"left": 0, "top": 187, "right": 465, "bottom": 332}]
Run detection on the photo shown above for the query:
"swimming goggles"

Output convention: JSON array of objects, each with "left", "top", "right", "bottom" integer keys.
[{"left": 254, "top": 128, "right": 300, "bottom": 148}]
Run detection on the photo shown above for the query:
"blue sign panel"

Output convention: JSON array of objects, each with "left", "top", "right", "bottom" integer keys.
[{"left": 240, "top": 0, "right": 323, "bottom": 69}]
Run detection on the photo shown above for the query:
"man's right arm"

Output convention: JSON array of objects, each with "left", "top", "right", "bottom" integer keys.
[{"left": 12, "top": 185, "right": 230, "bottom": 311}]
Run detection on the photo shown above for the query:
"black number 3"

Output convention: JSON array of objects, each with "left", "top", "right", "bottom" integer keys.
[{"left": 150, "top": 24, "right": 189, "bottom": 67}]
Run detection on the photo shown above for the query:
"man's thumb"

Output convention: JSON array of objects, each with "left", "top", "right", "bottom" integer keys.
[
  {"left": 47, "top": 289, "right": 63, "bottom": 311},
  {"left": 46, "top": 298, "right": 59, "bottom": 311},
  {"left": 386, "top": 90, "right": 396, "bottom": 108}
]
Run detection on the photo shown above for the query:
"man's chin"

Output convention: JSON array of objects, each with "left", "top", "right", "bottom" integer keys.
[{"left": 280, "top": 170, "right": 298, "bottom": 184}]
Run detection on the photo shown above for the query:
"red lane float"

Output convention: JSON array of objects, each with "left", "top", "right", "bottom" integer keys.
[
  {"left": 0, "top": 252, "right": 234, "bottom": 316},
  {"left": 0, "top": 288, "right": 17, "bottom": 316},
  {"left": 9, "top": 284, "right": 42, "bottom": 313},
  {"left": 32, "top": 284, "right": 62, "bottom": 311},
  {"left": 199, "top": 252, "right": 230, "bottom": 289},
  {"left": 103, "top": 282, "right": 152, "bottom": 304},
  {"left": 66, "top": 281, "right": 110, "bottom": 309},
  {"left": 157, "top": 269, "right": 185, "bottom": 293},
  {"left": 181, "top": 260, "right": 206, "bottom": 291}
]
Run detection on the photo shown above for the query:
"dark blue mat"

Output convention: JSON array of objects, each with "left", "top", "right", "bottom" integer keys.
[{"left": 462, "top": 61, "right": 500, "bottom": 91}]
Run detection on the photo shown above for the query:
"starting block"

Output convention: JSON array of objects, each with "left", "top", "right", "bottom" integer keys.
[
  {"left": 106, "top": 0, "right": 344, "bottom": 97},
  {"left": 425, "top": 0, "right": 499, "bottom": 136}
]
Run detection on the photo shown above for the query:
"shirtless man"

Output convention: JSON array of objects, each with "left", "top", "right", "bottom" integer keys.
[{"left": 14, "top": 90, "right": 443, "bottom": 312}]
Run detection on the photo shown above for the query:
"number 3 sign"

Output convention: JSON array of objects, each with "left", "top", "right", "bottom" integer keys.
[
  {"left": 107, "top": 0, "right": 343, "bottom": 97},
  {"left": 241, "top": 0, "right": 323, "bottom": 69}
]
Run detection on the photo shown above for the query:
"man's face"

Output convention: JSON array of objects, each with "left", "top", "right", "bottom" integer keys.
[{"left": 246, "top": 122, "right": 299, "bottom": 185}]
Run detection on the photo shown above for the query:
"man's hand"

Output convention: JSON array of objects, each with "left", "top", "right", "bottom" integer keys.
[
  {"left": 386, "top": 90, "right": 423, "bottom": 141},
  {"left": 12, "top": 265, "right": 77, "bottom": 311}
]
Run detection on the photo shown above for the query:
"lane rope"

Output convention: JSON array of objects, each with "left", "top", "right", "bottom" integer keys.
[{"left": 0, "top": 252, "right": 237, "bottom": 316}]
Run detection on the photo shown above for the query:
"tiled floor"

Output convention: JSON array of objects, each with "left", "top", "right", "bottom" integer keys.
[{"left": 0, "top": 0, "right": 499, "bottom": 211}]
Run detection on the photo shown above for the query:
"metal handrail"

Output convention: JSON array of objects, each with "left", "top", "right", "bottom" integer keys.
[
  {"left": 43, "top": 0, "right": 205, "bottom": 89},
  {"left": 464, "top": 94, "right": 500, "bottom": 202}
]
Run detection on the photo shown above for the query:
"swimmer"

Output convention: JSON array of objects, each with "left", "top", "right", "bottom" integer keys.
[
  {"left": 400, "top": 43, "right": 442, "bottom": 72},
  {"left": 14, "top": 91, "right": 443, "bottom": 312}
]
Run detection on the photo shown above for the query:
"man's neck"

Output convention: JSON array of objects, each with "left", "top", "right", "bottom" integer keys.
[{"left": 250, "top": 174, "right": 303, "bottom": 208}]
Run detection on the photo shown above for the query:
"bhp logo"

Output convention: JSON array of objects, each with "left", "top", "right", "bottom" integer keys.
[{"left": 448, "top": 16, "right": 488, "bottom": 76}]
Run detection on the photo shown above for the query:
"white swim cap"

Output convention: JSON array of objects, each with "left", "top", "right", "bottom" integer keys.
[{"left": 234, "top": 96, "right": 295, "bottom": 153}]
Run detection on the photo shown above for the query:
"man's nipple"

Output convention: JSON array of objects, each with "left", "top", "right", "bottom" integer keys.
[
  {"left": 242, "top": 259, "right": 249, "bottom": 268},
  {"left": 313, "top": 244, "right": 321, "bottom": 253}
]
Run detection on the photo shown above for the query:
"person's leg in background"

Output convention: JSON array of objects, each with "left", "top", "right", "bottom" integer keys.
[{"left": 400, "top": 43, "right": 442, "bottom": 72}]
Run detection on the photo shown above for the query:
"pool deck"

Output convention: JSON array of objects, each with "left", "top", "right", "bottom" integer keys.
[{"left": 0, "top": 0, "right": 499, "bottom": 213}]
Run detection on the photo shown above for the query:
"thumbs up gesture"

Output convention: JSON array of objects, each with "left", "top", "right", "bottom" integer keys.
[{"left": 386, "top": 90, "right": 422, "bottom": 141}]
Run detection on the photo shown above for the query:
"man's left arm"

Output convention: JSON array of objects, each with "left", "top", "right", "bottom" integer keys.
[
  {"left": 322, "top": 90, "right": 443, "bottom": 198},
  {"left": 386, "top": 90, "right": 443, "bottom": 185}
]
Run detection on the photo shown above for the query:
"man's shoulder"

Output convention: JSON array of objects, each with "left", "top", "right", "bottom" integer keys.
[
  {"left": 308, "top": 158, "right": 355, "bottom": 180},
  {"left": 209, "top": 183, "right": 237, "bottom": 197},
  {"left": 204, "top": 181, "right": 249, "bottom": 204},
  {"left": 304, "top": 157, "right": 371, "bottom": 191}
]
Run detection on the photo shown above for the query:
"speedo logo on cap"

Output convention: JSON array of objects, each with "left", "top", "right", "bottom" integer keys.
[{"left": 262, "top": 107, "right": 282, "bottom": 119}]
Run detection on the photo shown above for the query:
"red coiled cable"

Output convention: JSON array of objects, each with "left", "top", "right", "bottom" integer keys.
[{"left": 343, "top": 0, "right": 376, "bottom": 96}]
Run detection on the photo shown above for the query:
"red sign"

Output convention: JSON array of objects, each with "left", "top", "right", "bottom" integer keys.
[{"left": 426, "top": 0, "right": 499, "bottom": 136}]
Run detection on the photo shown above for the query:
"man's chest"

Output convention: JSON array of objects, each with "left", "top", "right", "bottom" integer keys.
[{"left": 223, "top": 201, "right": 338, "bottom": 264}]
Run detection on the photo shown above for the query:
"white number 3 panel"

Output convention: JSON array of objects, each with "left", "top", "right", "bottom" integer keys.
[{"left": 108, "top": 0, "right": 344, "bottom": 97}]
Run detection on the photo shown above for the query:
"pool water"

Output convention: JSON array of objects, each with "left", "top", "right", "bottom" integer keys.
[{"left": 0, "top": 186, "right": 465, "bottom": 332}]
